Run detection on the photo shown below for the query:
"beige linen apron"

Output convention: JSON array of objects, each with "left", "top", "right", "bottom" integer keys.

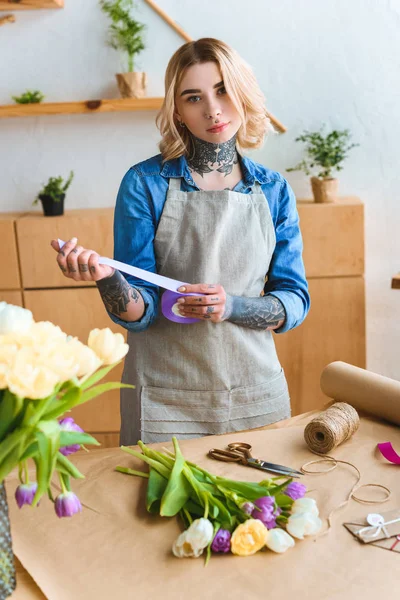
[{"left": 120, "top": 177, "right": 290, "bottom": 445}]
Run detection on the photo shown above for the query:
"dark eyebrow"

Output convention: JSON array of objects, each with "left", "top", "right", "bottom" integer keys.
[{"left": 180, "top": 81, "right": 224, "bottom": 97}]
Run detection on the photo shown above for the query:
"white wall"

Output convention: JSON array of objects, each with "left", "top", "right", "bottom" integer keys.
[{"left": 1, "top": 0, "right": 399, "bottom": 378}]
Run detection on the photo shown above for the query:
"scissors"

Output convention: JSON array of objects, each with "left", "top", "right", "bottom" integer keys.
[{"left": 208, "top": 442, "right": 303, "bottom": 478}]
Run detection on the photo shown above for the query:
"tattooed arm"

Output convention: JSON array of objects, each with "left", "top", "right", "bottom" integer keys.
[
  {"left": 176, "top": 283, "right": 286, "bottom": 331},
  {"left": 223, "top": 294, "right": 286, "bottom": 331},
  {"left": 96, "top": 270, "right": 145, "bottom": 322}
]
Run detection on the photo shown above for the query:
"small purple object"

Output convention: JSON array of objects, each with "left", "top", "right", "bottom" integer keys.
[
  {"left": 284, "top": 482, "right": 307, "bottom": 500},
  {"left": 161, "top": 290, "right": 202, "bottom": 324},
  {"left": 59, "top": 417, "right": 84, "bottom": 456},
  {"left": 211, "top": 529, "right": 231, "bottom": 553},
  {"left": 251, "top": 496, "right": 279, "bottom": 529},
  {"left": 15, "top": 483, "right": 38, "bottom": 508},
  {"left": 55, "top": 491, "right": 82, "bottom": 518}
]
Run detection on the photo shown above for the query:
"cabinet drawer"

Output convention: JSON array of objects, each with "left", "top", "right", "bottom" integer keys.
[
  {"left": 16, "top": 208, "right": 114, "bottom": 288},
  {"left": 0, "top": 290, "right": 23, "bottom": 306},
  {"left": 275, "top": 276, "right": 366, "bottom": 414},
  {"left": 0, "top": 215, "right": 21, "bottom": 289},
  {"left": 297, "top": 198, "right": 364, "bottom": 277},
  {"left": 24, "top": 287, "right": 127, "bottom": 432}
]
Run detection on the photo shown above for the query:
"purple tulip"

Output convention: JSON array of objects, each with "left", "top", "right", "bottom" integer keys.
[
  {"left": 55, "top": 491, "right": 82, "bottom": 518},
  {"left": 211, "top": 529, "right": 231, "bottom": 553},
  {"left": 251, "top": 496, "right": 279, "bottom": 529},
  {"left": 241, "top": 501, "right": 255, "bottom": 515},
  {"left": 284, "top": 482, "right": 307, "bottom": 500},
  {"left": 59, "top": 417, "right": 84, "bottom": 456},
  {"left": 15, "top": 482, "right": 38, "bottom": 508}
]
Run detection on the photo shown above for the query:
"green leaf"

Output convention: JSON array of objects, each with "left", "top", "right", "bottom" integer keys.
[
  {"left": 56, "top": 452, "right": 85, "bottom": 479},
  {"left": 160, "top": 437, "right": 191, "bottom": 517},
  {"left": 0, "top": 390, "right": 24, "bottom": 439},
  {"left": 59, "top": 431, "right": 100, "bottom": 448},
  {"left": 32, "top": 421, "right": 60, "bottom": 505},
  {"left": 146, "top": 468, "right": 168, "bottom": 513},
  {"left": 43, "top": 386, "right": 82, "bottom": 419},
  {"left": 79, "top": 363, "right": 121, "bottom": 391},
  {"left": 77, "top": 382, "right": 133, "bottom": 405}
]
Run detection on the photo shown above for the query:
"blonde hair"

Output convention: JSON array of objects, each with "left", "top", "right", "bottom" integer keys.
[{"left": 156, "top": 38, "right": 273, "bottom": 162}]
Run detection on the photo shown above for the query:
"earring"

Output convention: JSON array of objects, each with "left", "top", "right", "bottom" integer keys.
[{"left": 178, "top": 121, "right": 186, "bottom": 128}]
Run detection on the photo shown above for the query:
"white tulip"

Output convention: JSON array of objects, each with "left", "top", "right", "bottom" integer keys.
[
  {"left": 88, "top": 328, "right": 129, "bottom": 365},
  {"left": 186, "top": 518, "right": 214, "bottom": 549},
  {"left": 172, "top": 518, "right": 214, "bottom": 558},
  {"left": 0, "top": 303, "right": 33, "bottom": 335},
  {"left": 172, "top": 530, "right": 203, "bottom": 558},
  {"left": 265, "top": 528, "right": 295, "bottom": 553},
  {"left": 291, "top": 497, "right": 319, "bottom": 516},
  {"left": 286, "top": 512, "right": 322, "bottom": 539}
]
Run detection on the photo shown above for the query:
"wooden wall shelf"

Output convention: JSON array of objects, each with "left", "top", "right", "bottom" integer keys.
[
  {"left": 0, "top": 0, "right": 63, "bottom": 9},
  {"left": 0, "top": 97, "right": 164, "bottom": 118}
]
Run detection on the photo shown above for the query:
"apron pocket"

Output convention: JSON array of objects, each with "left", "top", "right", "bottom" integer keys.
[
  {"left": 229, "top": 369, "right": 291, "bottom": 431},
  {"left": 141, "top": 385, "right": 230, "bottom": 438}
]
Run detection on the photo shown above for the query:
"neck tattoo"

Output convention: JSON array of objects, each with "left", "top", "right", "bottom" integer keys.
[{"left": 187, "top": 134, "right": 238, "bottom": 178}]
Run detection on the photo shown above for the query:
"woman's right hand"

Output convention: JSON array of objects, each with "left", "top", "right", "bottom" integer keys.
[{"left": 50, "top": 238, "right": 115, "bottom": 282}]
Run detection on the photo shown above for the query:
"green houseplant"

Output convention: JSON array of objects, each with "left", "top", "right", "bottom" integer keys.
[
  {"left": 12, "top": 90, "right": 45, "bottom": 104},
  {"left": 33, "top": 171, "right": 74, "bottom": 217},
  {"left": 287, "top": 129, "right": 359, "bottom": 203},
  {"left": 100, "top": 0, "right": 147, "bottom": 98}
]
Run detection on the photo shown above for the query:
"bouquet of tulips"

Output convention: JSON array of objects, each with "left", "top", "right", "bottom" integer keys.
[
  {"left": 0, "top": 302, "right": 131, "bottom": 517},
  {"left": 117, "top": 437, "right": 322, "bottom": 561}
]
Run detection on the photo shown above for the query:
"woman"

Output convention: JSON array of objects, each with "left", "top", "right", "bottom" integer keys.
[{"left": 51, "top": 38, "right": 310, "bottom": 445}]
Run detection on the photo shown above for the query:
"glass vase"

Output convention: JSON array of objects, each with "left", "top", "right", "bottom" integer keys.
[{"left": 0, "top": 482, "right": 16, "bottom": 599}]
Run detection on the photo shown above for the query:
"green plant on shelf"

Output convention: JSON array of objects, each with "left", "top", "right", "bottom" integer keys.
[
  {"left": 33, "top": 171, "right": 74, "bottom": 205},
  {"left": 287, "top": 128, "right": 359, "bottom": 179},
  {"left": 100, "top": 0, "right": 146, "bottom": 72},
  {"left": 12, "top": 90, "right": 45, "bottom": 104}
]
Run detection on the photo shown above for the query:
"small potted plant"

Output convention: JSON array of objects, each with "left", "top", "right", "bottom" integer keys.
[
  {"left": 12, "top": 90, "right": 45, "bottom": 104},
  {"left": 287, "top": 128, "right": 359, "bottom": 203},
  {"left": 33, "top": 171, "right": 74, "bottom": 217},
  {"left": 100, "top": 0, "right": 147, "bottom": 98}
]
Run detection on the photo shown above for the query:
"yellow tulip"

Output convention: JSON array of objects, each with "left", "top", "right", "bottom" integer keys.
[{"left": 230, "top": 519, "right": 268, "bottom": 556}]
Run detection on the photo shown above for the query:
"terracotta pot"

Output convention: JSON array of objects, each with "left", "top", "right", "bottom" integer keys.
[
  {"left": 310, "top": 177, "right": 338, "bottom": 203},
  {"left": 116, "top": 72, "right": 147, "bottom": 99},
  {"left": 0, "top": 482, "right": 17, "bottom": 599},
  {"left": 39, "top": 193, "right": 65, "bottom": 217}
]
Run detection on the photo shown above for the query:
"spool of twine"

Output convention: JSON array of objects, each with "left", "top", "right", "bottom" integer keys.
[
  {"left": 301, "top": 401, "right": 390, "bottom": 536},
  {"left": 304, "top": 402, "right": 360, "bottom": 454}
]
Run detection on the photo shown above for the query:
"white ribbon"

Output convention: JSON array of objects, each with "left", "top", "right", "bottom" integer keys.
[{"left": 356, "top": 513, "right": 400, "bottom": 539}]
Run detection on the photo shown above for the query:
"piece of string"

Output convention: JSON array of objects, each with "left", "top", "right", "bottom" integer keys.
[{"left": 301, "top": 402, "right": 392, "bottom": 536}]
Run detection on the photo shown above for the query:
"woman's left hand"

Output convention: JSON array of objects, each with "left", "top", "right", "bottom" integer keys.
[{"left": 177, "top": 283, "right": 228, "bottom": 323}]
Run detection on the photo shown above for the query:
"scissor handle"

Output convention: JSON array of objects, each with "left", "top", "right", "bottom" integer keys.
[
  {"left": 208, "top": 448, "right": 247, "bottom": 464},
  {"left": 227, "top": 442, "right": 253, "bottom": 458}
]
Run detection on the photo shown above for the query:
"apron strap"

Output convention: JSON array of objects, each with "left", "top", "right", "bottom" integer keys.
[
  {"left": 168, "top": 177, "right": 182, "bottom": 191},
  {"left": 251, "top": 181, "right": 263, "bottom": 194}
]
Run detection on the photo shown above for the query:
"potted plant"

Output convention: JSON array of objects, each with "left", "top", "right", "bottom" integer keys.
[
  {"left": 287, "top": 129, "right": 359, "bottom": 203},
  {"left": 33, "top": 171, "right": 74, "bottom": 217},
  {"left": 100, "top": 0, "right": 147, "bottom": 98},
  {"left": 12, "top": 90, "right": 45, "bottom": 104}
]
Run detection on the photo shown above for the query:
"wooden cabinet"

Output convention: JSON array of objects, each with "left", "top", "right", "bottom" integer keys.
[
  {"left": 16, "top": 208, "right": 114, "bottom": 289},
  {"left": 275, "top": 197, "right": 365, "bottom": 414},
  {"left": 0, "top": 198, "right": 366, "bottom": 437}
]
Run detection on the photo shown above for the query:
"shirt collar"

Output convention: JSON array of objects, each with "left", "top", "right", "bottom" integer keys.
[{"left": 160, "top": 154, "right": 271, "bottom": 186}]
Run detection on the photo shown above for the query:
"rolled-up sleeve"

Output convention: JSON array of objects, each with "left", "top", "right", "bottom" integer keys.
[
  {"left": 264, "top": 179, "right": 310, "bottom": 333},
  {"left": 107, "top": 168, "right": 159, "bottom": 333}
]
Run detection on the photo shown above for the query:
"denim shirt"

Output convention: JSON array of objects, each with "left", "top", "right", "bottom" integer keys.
[{"left": 109, "top": 153, "right": 310, "bottom": 334}]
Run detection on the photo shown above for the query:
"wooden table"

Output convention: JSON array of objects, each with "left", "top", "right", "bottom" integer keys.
[{"left": 10, "top": 413, "right": 311, "bottom": 599}]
